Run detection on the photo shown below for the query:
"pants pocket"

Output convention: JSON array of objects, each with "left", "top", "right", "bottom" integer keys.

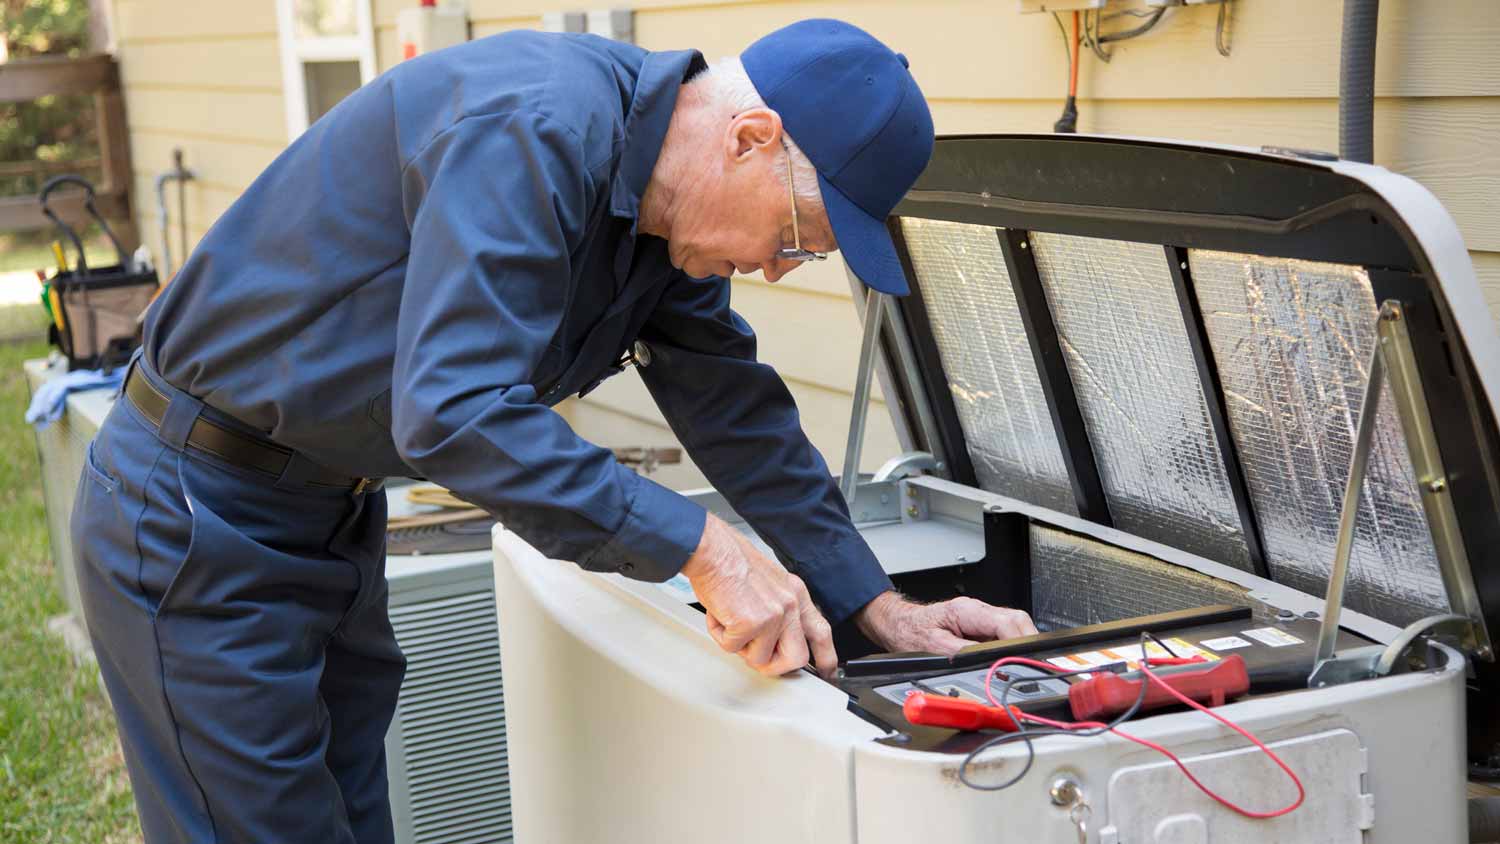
[
  {"left": 83, "top": 440, "right": 118, "bottom": 492},
  {"left": 72, "top": 425, "right": 157, "bottom": 618},
  {"left": 154, "top": 458, "right": 362, "bottom": 630}
]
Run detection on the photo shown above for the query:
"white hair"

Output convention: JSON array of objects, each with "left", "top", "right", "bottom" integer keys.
[{"left": 693, "top": 56, "right": 824, "bottom": 211}]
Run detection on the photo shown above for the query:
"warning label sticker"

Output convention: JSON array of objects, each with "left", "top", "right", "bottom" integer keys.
[
  {"left": 1200, "top": 635, "right": 1254, "bottom": 652},
  {"left": 1241, "top": 627, "right": 1305, "bottom": 648},
  {"left": 1074, "top": 650, "right": 1124, "bottom": 667},
  {"left": 1047, "top": 638, "right": 1221, "bottom": 672},
  {"left": 1161, "top": 638, "right": 1221, "bottom": 662}
]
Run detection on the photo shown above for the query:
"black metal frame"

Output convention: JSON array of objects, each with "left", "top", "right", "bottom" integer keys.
[
  {"left": 897, "top": 136, "right": 1418, "bottom": 270},
  {"left": 1165, "top": 245, "right": 1272, "bottom": 579},
  {"left": 998, "top": 229, "right": 1113, "bottom": 525},
  {"left": 879, "top": 133, "right": 1500, "bottom": 763}
]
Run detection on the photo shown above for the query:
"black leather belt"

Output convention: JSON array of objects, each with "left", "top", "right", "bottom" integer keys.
[{"left": 124, "top": 366, "right": 379, "bottom": 493}]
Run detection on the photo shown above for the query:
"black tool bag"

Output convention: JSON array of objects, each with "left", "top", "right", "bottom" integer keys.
[{"left": 39, "top": 175, "right": 160, "bottom": 372}]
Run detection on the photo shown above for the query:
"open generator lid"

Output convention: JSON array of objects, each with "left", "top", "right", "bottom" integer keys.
[{"left": 870, "top": 134, "right": 1500, "bottom": 673}]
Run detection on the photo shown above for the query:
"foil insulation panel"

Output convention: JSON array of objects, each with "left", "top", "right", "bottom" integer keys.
[
  {"left": 1189, "top": 250, "right": 1450, "bottom": 625},
  {"left": 900, "top": 218, "right": 1078, "bottom": 515},
  {"left": 1030, "top": 525, "right": 1252, "bottom": 631},
  {"left": 1028, "top": 233, "right": 1254, "bottom": 572}
]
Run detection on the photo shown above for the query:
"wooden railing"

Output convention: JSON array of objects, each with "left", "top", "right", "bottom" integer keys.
[{"left": 0, "top": 53, "right": 138, "bottom": 251}]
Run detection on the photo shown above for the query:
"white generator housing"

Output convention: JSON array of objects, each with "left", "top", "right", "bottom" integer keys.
[
  {"left": 491, "top": 134, "right": 1500, "bottom": 843},
  {"left": 494, "top": 524, "right": 1466, "bottom": 843}
]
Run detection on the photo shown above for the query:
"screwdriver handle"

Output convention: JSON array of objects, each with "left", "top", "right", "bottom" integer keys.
[{"left": 902, "top": 692, "right": 1023, "bottom": 732}]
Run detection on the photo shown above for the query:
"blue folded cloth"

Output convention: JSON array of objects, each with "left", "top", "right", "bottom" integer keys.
[{"left": 26, "top": 367, "right": 124, "bottom": 430}]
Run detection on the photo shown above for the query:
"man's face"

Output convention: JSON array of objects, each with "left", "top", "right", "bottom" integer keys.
[{"left": 666, "top": 109, "right": 838, "bottom": 283}]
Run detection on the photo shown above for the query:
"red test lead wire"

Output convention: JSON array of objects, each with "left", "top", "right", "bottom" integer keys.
[{"left": 980, "top": 655, "right": 1305, "bottom": 820}]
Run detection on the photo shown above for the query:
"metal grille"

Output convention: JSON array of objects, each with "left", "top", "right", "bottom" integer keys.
[
  {"left": 899, "top": 217, "right": 1078, "bottom": 515},
  {"left": 1030, "top": 525, "right": 1253, "bottom": 631},
  {"left": 1029, "top": 233, "right": 1254, "bottom": 571},
  {"left": 390, "top": 590, "right": 511, "bottom": 843},
  {"left": 1189, "top": 250, "right": 1449, "bottom": 625}
]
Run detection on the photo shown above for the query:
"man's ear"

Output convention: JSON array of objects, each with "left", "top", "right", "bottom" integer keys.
[{"left": 724, "top": 108, "right": 782, "bottom": 163}]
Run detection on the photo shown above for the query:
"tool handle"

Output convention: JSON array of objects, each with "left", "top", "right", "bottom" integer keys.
[
  {"left": 902, "top": 692, "right": 1023, "bottom": 732},
  {"left": 38, "top": 174, "right": 130, "bottom": 274},
  {"left": 1069, "top": 655, "right": 1249, "bottom": 722}
]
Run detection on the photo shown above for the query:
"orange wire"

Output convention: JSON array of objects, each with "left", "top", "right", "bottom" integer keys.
[{"left": 1069, "top": 10, "right": 1081, "bottom": 99}]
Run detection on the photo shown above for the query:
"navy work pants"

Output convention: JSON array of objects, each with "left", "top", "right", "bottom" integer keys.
[{"left": 70, "top": 358, "right": 404, "bottom": 843}]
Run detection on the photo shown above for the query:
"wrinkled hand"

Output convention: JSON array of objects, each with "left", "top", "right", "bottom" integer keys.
[
  {"left": 681, "top": 514, "right": 838, "bottom": 678},
  {"left": 854, "top": 591, "right": 1038, "bottom": 655}
]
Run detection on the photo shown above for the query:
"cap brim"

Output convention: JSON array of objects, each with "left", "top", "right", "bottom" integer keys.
[{"left": 818, "top": 172, "right": 910, "bottom": 296}]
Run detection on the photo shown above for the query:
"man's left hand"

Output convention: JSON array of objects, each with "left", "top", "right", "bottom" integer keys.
[{"left": 853, "top": 591, "right": 1038, "bottom": 655}]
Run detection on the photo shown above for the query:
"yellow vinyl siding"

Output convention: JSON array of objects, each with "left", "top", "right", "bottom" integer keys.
[
  {"left": 634, "top": 0, "right": 1500, "bottom": 100},
  {"left": 113, "top": 1, "right": 279, "bottom": 42},
  {"left": 109, "top": 0, "right": 287, "bottom": 265},
  {"left": 117, "top": 37, "right": 285, "bottom": 91}
]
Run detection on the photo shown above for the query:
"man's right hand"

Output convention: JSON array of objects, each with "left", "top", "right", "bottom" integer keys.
[{"left": 680, "top": 514, "right": 837, "bottom": 679}]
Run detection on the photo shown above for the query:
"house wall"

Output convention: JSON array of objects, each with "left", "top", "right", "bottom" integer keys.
[
  {"left": 109, "top": 0, "right": 1500, "bottom": 492},
  {"left": 110, "top": 2, "right": 284, "bottom": 266}
]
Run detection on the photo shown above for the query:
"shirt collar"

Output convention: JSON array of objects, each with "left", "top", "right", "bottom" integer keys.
[{"left": 609, "top": 48, "right": 707, "bottom": 221}]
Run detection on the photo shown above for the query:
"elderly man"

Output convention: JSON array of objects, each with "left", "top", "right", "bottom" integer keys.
[{"left": 72, "top": 18, "right": 1036, "bottom": 844}]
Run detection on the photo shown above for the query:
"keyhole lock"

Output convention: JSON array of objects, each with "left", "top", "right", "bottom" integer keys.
[
  {"left": 1049, "top": 776, "right": 1091, "bottom": 843},
  {"left": 1049, "top": 776, "right": 1081, "bottom": 807}
]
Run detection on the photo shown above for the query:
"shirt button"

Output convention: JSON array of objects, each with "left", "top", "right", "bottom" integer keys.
[{"left": 619, "top": 562, "right": 635, "bottom": 575}]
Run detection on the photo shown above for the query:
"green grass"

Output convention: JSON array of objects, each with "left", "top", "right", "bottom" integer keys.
[
  {"left": 0, "top": 305, "right": 49, "bottom": 345},
  {"left": 0, "top": 332, "right": 140, "bottom": 843}
]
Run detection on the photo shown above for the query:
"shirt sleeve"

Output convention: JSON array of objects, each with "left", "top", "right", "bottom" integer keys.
[
  {"left": 636, "top": 273, "right": 894, "bottom": 624},
  {"left": 392, "top": 110, "right": 706, "bottom": 581}
]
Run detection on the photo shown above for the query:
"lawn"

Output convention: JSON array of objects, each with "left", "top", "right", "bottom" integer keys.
[{"left": 0, "top": 327, "right": 140, "bottom": 843}]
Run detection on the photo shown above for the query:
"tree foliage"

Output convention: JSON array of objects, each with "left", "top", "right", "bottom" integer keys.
[
  {"left": 1, "top": 0, "right": 99, "bottom": 199},
  {"left": 3, "top": 0, "right": 91, "bottom": 58}
]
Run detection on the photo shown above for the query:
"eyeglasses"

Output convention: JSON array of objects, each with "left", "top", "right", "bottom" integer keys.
[{"left": 775, "top": 141, "right": 827, "bottom": 263}]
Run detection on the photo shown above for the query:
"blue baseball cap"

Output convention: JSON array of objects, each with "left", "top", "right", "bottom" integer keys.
[{"left": 742, "top": 19, "right": 934, "bottom": 296}]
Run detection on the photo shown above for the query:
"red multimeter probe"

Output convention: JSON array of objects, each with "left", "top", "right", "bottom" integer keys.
[
  {"left": 901, "top": 690, "right": 1024, "bottom": 732},
  {"left": 1070, "top": 655, "right": 1249, "bottom": 720},
  {"left": 902, "top": 655, "right": 1250, "bottom": 730}
]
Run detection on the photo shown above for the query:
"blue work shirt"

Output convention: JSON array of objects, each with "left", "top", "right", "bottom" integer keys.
[{"left": 143, "top": 31, "right": 893, "bottom": 624}]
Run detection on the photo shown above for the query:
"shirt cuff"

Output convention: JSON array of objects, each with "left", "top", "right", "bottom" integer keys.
[
  {"left": 796, "top": 532, "right": 894, "bottom": 626},
  {"left": 581, "top": 471, "right": 706, "bottom": 582}
]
